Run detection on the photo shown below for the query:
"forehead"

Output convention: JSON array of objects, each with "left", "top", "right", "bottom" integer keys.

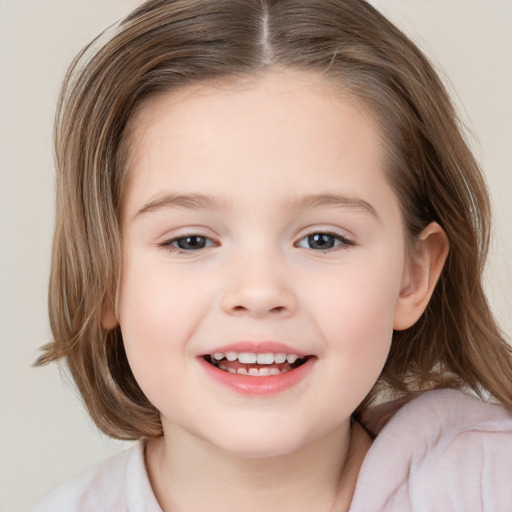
[
  {"left": 122, "top": 69, "right": 392, "bottom": 216},
  {"left": 126, "top": 68, "right": 381, "bottom": 160},
  {"left": 132, "top": 68, "right": 358, "bottom": 124}
]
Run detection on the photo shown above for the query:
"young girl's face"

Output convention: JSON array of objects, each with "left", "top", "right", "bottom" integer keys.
[{"left": 113, "top": 69, "right": 417, "bottom": 457}]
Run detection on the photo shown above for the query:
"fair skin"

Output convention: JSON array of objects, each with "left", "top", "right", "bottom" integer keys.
[{"left": 103, "top": 69, "right": 448, "bottom": 512}]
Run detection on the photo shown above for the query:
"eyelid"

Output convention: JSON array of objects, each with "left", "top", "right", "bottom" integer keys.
[
  {"left": 155, "top": 225, "right": 220, "bottom": 244},
  {"left": 156, "top": 226, "right": 355, "bottom": 254},
  {"left": 294, "top": 229, "right": 355, "bottom": 251},
  {"left": 159, "top": 232, "right": 219, "bottom": 253}
]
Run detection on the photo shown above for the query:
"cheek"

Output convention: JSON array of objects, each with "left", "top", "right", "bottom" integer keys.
[
  {"left": 116, "top": 255, "right": 208, "bottom": 379},
  {"left": 306, "top": 258, "right": 403, "bottom": 377},
  {"left": 115, "top": 262, "right": 214, "bottom": 418}
]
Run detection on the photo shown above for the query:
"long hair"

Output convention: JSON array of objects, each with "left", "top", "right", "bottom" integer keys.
[{"left": 36, "top": 0, "right": 512, "bottom": 439}]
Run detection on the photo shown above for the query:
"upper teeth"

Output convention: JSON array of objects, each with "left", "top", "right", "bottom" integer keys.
[{"left": 212, "top": 352, "right": 301, "bottom": 364}]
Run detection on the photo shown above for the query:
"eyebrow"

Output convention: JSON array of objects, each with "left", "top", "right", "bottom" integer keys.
[
  {"left": 134, "top": 192, "right": 230, "bottom": 219},
  {"left": 287, "top": 193, "right": 378, "bottom": 218},
  {"left": 133, "top": 191, "right": 378, "bottom": 219}
]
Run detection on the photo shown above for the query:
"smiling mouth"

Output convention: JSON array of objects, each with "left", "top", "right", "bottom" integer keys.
[{"left": 203, "top": 351, "right": 310, "bottom": 376}]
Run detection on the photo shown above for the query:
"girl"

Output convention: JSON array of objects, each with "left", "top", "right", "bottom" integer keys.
[{"left": 32, "top": 0, "right": 512, "bottom": 511}]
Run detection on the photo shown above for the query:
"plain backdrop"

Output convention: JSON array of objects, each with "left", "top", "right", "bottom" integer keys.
[{"left": 1, "top": 1, "right": 510, "bottom": 511}]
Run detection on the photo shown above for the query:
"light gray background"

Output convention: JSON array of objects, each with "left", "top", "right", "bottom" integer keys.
[{"left": 1, "top": 1, "right": 510, "bottom": 511}]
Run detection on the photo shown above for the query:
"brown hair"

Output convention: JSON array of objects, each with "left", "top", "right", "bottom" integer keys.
[{"left": 36, "top": 0, "right": 512, "bottom": 440}]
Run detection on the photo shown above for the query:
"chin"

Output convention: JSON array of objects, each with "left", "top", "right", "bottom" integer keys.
[
  {"left": 202, "top": 421, "right": 325, "bottom": 460},
  {"left": 217, "top": 437, "right": 305, "bottom": 460}
]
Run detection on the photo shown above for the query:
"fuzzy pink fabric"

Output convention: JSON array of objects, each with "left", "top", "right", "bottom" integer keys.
[{"left": 349, "top": 389, "right": 512, "bottom": 511}]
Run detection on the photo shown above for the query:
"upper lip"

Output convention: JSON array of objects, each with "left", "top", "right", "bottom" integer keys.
[{"left": 198, "top": 341, "right": 310, "bottom": 357}]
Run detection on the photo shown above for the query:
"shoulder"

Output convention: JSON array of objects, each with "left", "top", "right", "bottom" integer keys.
[
  {"left": 29, "top": 440, "right": 162, "bottom": 512},
  {"left": 350, "top": 389, "right": 512, "bottom": 512}
]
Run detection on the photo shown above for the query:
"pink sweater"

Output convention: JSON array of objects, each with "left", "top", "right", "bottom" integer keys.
[{"left": 30, "top": 389, "right": 512, "bottom": 511}]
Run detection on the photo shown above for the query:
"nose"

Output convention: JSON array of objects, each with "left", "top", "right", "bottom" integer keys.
[{"left": 220, "top": 254, "right": 297, "bottom": 318}]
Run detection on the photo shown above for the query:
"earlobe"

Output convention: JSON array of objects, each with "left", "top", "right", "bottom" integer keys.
[
  {"left": 101, "top": 298, "right": 119, "bottom": 330},
  {"left": 393, "top": 222, "right": 449, "bottom": 331}
]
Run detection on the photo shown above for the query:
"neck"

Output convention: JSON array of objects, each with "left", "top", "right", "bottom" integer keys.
[{"left": 145, "top": 420, "right": 372, "bottom": 512}]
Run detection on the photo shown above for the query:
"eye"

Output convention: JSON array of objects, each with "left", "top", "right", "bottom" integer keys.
[
  {"left": 162, "top": 235, "right": 216, "bottom": 251},
  {"left": 296, "top": 232, "right": 352, "bottom": 251}
]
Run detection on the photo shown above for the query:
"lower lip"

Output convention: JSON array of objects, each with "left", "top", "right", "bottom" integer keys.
[{"left": 197, "top": 357, "right": 315, "bottom": 395}]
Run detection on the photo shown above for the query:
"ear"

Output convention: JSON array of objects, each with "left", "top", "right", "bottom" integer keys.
[
  {"left": 393, "top": 222, "right": 449, "bottom": 331},
  {"left": 101, "top": 296, "right": 119, "bottom": 330}
]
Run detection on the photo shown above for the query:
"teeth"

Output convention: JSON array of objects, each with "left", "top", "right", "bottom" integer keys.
[
  {"left": 256, "top": 353, "right": 274, "bottom": 364},
  {"left": 238, "top": 352, "right": 257, "bottom": 364},
  {"left": 210, "top": 351, "right": 303, "bottom": 365},
  {"left": 225, "top": 351, "right": 238, "bottom": 361},
  {"left": 235, "top": 367, "right": 289, "bottom": 376},
  {"left": 275, "top": 353, "right": 287, "bottom": 364}
]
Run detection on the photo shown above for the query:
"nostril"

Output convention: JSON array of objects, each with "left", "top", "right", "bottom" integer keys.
[
  {"left": 221, "top": 287, "right": 296, "bottom": 317},
  {"left": 230, "top": 304, "right": 288, "bottom": 316}
]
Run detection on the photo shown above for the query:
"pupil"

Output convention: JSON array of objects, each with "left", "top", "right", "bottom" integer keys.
[
  {"left": 178, "top": 236, "right": 206, "bottom": 250},
  {"left": 308, "top": 233, "right": 334, "bottom": 249}
]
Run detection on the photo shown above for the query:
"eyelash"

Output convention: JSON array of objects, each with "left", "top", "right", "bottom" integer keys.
[
  {"left": 159, "top": 231, "right": 353, "bottom": 253},
  {"left": 295, "top": 232, "right": 354, "bottom": 251},
  {"left": 160, "top": 235, "right": 217, "bottom": 252}
]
